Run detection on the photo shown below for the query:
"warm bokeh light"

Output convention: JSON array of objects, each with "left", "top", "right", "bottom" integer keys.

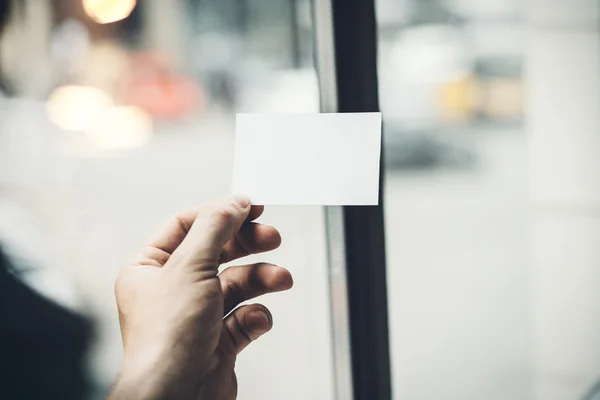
[
  {"left": 82, "top": 0, "right": 137, "bottom": 24},
  {"left": 47, "top": 85, "right": 114, "bottom": 132},
  {"left": 86, "top": 106, "right": 153, "bottom": 150}
]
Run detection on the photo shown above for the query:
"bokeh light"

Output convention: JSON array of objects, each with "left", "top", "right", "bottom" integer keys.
[
  {"left": 82, "top": 0, "right": 137, "bottom": 24},
  {"left": 86, "top": 106, "right": 152, "bottom": 150},
  {"left": 47, "top": 85, "right": 114, "bottom": 132}
]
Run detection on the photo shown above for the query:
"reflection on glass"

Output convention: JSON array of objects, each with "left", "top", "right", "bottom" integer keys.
[
  {"left": 0, "top": 1, "right": 333, "bottom": 399},
  {"left": 380, "top": 0, "right": 600, "bottom": 399},
  {"left": 377, "top": 0, "right": 529, "bottom": 399}
]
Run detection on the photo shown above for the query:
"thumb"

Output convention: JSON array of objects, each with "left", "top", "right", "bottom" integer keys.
[{"left": 167, "top": 195, "right": 251, "bottom": 272}]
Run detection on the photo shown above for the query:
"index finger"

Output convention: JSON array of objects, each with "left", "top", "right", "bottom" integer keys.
[
  {"left": 148, "top": 203, "right": 264, "bottom": 256},
  {"left": 167, "top": 195, "right": 251, "bottom": 270}
]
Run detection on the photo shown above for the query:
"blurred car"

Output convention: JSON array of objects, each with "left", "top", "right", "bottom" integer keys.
[
  {"left": 378, "top": 23, "right": 477, "bottom": 169},
  {"left": 379, "top": 23, "right": 474, "bottom": 131},
  {"left": 117, "top": 52, "right": 206, "bottom": 119}
]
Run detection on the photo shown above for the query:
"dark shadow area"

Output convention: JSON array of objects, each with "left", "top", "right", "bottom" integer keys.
[{"left": 0, "top": 246, "right": 93, "bottom": 399}]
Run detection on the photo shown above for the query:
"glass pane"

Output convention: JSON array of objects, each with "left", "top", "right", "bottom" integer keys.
[
  {"left": 377, "top": 0, "right": 530, "bottom": 398},
  {"left": 0, "top": 1, "right": 333, "bottom": 399},
  {"left": 378, "top": 0, "right": 600, "bottom": 399}
]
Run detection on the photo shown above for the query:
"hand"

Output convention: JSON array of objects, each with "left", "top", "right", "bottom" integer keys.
[{"left": 110, "top": 195, "right": 293, "bottom": 399}]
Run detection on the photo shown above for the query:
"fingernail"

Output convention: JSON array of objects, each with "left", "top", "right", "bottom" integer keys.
[
  {"left": 247, "top": 309, "right": 272, "bottom": 333},
  {"left": 231, "top": 194, "right": 250, "bottom": 209}
]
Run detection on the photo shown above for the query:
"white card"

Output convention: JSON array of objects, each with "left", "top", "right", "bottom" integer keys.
[{"left": 232, "top": 113, "right": 382, "bottom": 205}]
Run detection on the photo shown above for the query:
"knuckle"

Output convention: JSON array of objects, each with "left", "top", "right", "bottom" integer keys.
[
  {"left": 173, "top": 212, "right": 192, "bottom": 233},
  {"left": 224, "top": 276, "right": 244, "bottom": 306},
  {"left": 249, "top": 263, "right": 268, "bottom": 291},
  {"left": 210, "top": 204, "right": 238, "bottom": 229}
]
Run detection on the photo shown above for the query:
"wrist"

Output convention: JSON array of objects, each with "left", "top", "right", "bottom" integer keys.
[
  {"left": 109, "top": 369, "right": 167, "bottom": 400},
  {"left": 109, "top": 355, "right": 200, "bottom": 399},
  {"left": 110, "top": 371, "right": 196, "bottom": 399}
]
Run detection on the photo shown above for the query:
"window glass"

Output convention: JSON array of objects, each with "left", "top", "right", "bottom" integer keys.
[
  {"left": 0, "top": 1, "right": 333, "bottom": 398},
  {"left": 377, "top": 0, "right": 530, "bottom": 398}
]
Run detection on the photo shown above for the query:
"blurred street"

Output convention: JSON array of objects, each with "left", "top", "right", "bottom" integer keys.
[
  {"left": 1, "top": 98, "right": 530, "bottom": 398},
  {"left": 385, "top": 128, "right": 529, "bottom": 399},
  {"left": 1, "top": 0, "right": 599, "bottom": 399}
]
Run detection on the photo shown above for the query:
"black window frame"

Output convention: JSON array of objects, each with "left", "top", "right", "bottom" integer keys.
[{"left": 312, "top": 1, "right": 392, "bottom": 399}]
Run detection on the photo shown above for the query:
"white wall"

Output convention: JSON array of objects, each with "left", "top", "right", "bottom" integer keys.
[{"left": 527, "top": 1, "right": 600, "bottom": 398}]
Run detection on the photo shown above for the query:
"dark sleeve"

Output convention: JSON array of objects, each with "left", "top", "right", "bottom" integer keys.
[{"left": 0, "top": 246, "right": 93, "bottom": 400}]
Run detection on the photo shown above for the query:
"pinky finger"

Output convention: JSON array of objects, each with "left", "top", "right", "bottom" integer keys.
[{"left": 222, "top": 304, "right": 273, "bottom": 355}]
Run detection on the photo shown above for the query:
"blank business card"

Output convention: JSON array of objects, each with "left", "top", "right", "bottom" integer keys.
[{"left": 231, "top": 113, "right": 382, "bottom": 205}]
